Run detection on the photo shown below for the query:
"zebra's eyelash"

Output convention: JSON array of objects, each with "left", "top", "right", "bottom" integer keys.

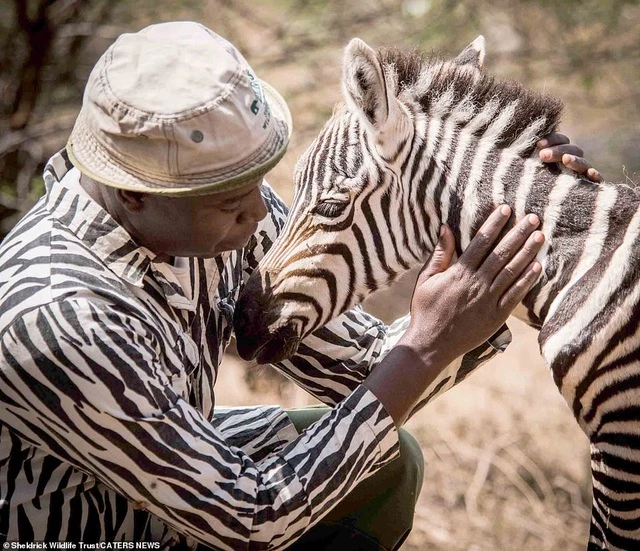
[{"left": 312, "top": 200, "right": 349, "bottom": 218}]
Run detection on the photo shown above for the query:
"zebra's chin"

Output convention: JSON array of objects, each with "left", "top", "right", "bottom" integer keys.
[
  {"left": 236, "top": 329, "right": 301, "bottom": 364},
  {"left": 256, "top": 334, "right": 301, "bottom": 364}
]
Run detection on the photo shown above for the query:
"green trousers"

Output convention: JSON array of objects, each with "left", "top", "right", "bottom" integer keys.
[{"left": 284, "top": 407, "right": 424, "bottom": 551}]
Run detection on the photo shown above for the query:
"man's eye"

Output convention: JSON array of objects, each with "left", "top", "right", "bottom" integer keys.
[
  {"left": 313, "top": 201, "right": 348, "bottom": 218},
  {"left": 219, "top": 203, "right": 240, "bottom": 213}
]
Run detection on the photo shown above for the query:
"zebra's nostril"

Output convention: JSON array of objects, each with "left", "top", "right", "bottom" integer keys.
[{"left": 234, "top": 274, "right": 294, "bottom": 361}]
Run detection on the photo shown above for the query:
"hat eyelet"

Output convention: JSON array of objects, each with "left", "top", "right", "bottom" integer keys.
[{"left": 191, "top": 130, "right": 204, "bottom": 143}]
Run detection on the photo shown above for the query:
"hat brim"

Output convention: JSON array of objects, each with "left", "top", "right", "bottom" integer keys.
[{"left": 66, "top": 80, "right": 292, "bottom": 196}]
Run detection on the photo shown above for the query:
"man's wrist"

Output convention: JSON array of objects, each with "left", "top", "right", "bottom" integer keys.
[
  {"left": 363, "top": 337, "right": 451, "bottom": 427},
  {"left": 398, "top": 326, "right": 456, "bottom": 371}
]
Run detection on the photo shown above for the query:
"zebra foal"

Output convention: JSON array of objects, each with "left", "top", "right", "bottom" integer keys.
[{"left": 234, "top": 37, "right": 640, "bottom": 549}]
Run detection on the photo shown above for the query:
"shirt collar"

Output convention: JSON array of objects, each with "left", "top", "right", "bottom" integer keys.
[{"left": 43, "top": 149, "right": 153, "bottom": 288}]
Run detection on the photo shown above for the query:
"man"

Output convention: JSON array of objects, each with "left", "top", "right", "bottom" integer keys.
[{"left": 0, "top": 22, "right": 596, "bottom": 550}]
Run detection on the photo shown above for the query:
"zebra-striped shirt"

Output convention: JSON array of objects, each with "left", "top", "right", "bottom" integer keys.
[{"left": 0, "top": 150, "right": 414, "bottom": 549}]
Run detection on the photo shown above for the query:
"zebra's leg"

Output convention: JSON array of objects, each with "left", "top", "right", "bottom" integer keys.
[{"left": 587, "top": 431, "right": 640, "bottom": 550}]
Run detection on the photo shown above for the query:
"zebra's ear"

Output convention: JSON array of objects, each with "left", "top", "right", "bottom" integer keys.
[
  {"left": 454, "top": 36, "right": 485, "bottom": 69},
  {"left": 342, "top": 38, "right": 391, "bottom": 129},
  {"left": 342, "top": 38, "right": 412, "bottom": 164}
]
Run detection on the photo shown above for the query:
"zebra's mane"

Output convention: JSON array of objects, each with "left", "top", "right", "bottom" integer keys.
[{"left": 378, "top": 47, "right": 564, "bottom": 154}]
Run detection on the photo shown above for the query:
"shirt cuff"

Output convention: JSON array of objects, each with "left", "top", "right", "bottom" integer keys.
[{"left": 341, "top": 385, "right": 400, "bottom": 470}]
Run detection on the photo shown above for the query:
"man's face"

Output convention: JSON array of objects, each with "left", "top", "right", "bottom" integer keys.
[{"left": 122, "top": 178, "right": 268, "bottom": 260}]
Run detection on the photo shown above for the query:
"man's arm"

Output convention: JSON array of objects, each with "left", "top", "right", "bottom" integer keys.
[
  {"left": 0, "top": 301, "right": 399, "bottom": 550},
  {"left": 273, "top": 211, "right": 540, "bottom": 417},
  {"left": 365, "top": 207, "right": 544, "bottom": 426},
  {"left": 243, "top": 139, "right": 594, "bottom": 411}
]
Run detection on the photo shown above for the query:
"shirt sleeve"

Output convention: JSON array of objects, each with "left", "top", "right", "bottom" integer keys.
[
  {"left": 0, "top": 301, "right": 399, "bottom": 550},
  {"left": 211, "top": 404, "right": 298, "bottom": 462},
  {"left": 242, "top": 180, "right": 512, "bottom": 413},
  {"left": 275, "top": 308, "right": 511, "bottom": 416}
]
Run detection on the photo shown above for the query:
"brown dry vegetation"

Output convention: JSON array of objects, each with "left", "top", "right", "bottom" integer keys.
[{"left": 2, "top": 1, "right": 639, "bottom": 549}]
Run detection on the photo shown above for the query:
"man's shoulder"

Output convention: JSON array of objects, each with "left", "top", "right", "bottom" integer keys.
[
  {"left": 0, "top": 200, "right": 55, "bottom": 324},
  {"left": 0, "top": 203, "right": 137, "bottom": 333}
]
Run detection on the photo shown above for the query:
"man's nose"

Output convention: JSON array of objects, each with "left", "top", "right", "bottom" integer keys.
[{"left": 243, "top": 185, "right": 268, "bottom": 223}]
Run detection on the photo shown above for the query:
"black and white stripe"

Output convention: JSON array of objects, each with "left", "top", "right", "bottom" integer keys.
[
  {"left": 235, "top": 37, "right": 640, "bottom": 549},
  {"left": 0, "top": 150, "right": 415, "bottom": 548}
]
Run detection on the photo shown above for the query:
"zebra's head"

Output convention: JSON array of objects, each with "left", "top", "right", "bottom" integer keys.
[{"left": 234, "top": 36, "right": 561, "bottom": 363}]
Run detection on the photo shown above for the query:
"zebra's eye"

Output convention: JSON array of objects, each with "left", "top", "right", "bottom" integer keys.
[{"left": 312, "top": 200, "right": 348, "bottom": 218}]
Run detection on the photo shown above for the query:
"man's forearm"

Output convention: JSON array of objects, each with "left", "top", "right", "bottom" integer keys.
[{"left": 363, "top": 333, "right": 453, "bottom": 427}]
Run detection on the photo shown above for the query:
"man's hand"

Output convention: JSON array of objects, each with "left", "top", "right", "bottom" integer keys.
[
  {"left": 405, "top": 205, "right": 543, "bottom": 367},
  {"left": 538, "top": 132, "right": 602, "bottom": 182},
  {"left": 364, "top": 206, "right": 544, "bottom": 426}
]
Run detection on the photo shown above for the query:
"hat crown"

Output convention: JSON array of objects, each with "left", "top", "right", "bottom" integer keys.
[
  {"left": 68, "top": 22, "right": 291, "bottom": 195},
  {"left": 100, "top": 22, "right": 248, "bottom": 116}
]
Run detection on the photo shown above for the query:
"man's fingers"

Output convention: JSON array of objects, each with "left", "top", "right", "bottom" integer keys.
[
  {"left": 539, "top": 144, "right": 585, "bottom": 163},
  {"left": 459, "top": 205, "right": 511, "bottom": 270},
  {"left": 567, "top": 155, "right": 602, "bottom": 181},
  {"left": 561, "top": 153, "right": 591, "bottom": 175},
  {"left": 490, "top": 230, "right": 545, "bottom": 295},
  {"left": 536, "top": 132, "right": 570, "bottom": 149},
  {"left": 538, "top": 134, "right": 602, "bottom": 182},
  {"left": 498, "top": 261, "right": 542, "bottom": 311},
  {"left": 562, "top": 154, "right": 603, "bottom": 181},
  {"left": 480, "top": 214, "right": 541, "bottom": 279},
  {"left": 587, "top": 167, "right": 603, "bottom": 183}
]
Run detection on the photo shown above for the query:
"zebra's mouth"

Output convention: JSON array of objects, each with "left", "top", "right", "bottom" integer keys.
[
  {"left": 233, "top": 270, "right": 303, "bottom": 363},
  {"left": 235, "top": 324, "right": 301, "bottom": 364}
]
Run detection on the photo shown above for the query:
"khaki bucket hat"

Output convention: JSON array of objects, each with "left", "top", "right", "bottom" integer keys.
[{"left": 67, "top": 21, "right": 292, "bottom": 196}]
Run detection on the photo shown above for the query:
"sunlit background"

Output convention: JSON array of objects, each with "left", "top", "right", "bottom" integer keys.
[{"left": 1, "top": 1, "right": 639, "bottom": 549}]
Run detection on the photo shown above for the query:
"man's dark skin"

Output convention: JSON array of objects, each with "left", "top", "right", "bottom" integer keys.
[{"left": 79, "top": 133, "right": 595, "bottom": 427}]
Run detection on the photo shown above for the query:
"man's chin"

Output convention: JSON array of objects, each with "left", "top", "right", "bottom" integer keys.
[{"left": 195, "top": 241, "right": 250, "bottom": 258}]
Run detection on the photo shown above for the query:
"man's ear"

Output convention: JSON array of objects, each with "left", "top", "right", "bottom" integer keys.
[{"left": 117, "top": 189, "right": 147, "bottom": 212}]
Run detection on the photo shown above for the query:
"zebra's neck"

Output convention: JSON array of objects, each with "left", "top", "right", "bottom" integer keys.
[{"left": 412, "top": 144, "right": 639, "bottom": 329}]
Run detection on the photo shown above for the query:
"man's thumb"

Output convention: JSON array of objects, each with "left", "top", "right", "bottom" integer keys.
[
  {"left": 424, "top": 225, "right": 456, "bottom": 277},
  {"left": 411, "top": 226, "right": 456, "bottom": 302}
]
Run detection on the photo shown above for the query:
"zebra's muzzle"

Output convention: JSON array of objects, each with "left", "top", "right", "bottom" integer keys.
[
  {"left": 234, "top": 319, "right": 301, "bottom": 364},
  {"left": 234, "top": 276, "right": 302, "bottom": 363}
]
